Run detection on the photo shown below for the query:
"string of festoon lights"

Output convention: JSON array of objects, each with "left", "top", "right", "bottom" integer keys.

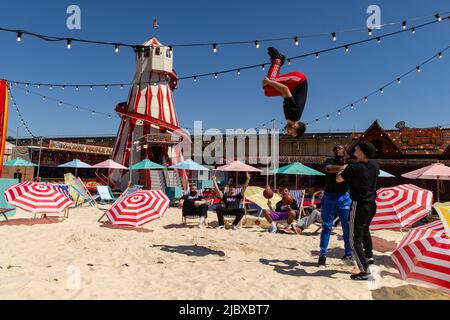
[
  {"left": 182, "top": 45, "right": 449, "bottom": 132},
  {"left": 9, "top": 84, "right": 116, "bottom": 119},
  {"left": 304, "top": 45, "right": 449, "bottom": 127},
  {"left": 6, "top": 44, "right": 449, "bottom": 135},
  {"left": 8, "top": 88, "right": 37, "bottom": 138},
  {"left": 1, "top": 12, "right": 447, "bottom": 53},
  {"left": 3, "top": 12, "right": 449, "bottom": 89}
]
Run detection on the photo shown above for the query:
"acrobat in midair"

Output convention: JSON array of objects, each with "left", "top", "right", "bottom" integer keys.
[{"left": 263, "top": 47, "right": 307, "bottom": 138}]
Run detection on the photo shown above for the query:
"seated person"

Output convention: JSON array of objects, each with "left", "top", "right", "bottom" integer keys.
[
  {"left": 212, "top": 173, "right": 250, "bottom": 230},
  {"left": 291, "top": 191, "right": 324, "bottom": 234},
  {"left": 262, "top": 188, "right": 300, "bottom": 233},
  {"left": 178, "top": 184, "right": 209, "bottom": 227}
]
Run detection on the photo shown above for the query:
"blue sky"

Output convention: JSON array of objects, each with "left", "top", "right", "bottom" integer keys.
[{"left": 1, "top": 0, "right": 449, "bottom": 138}]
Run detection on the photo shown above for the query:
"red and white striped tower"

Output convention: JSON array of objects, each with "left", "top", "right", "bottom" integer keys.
[{"left": 111, "top": 38, "right": 187, "bottom": 190}]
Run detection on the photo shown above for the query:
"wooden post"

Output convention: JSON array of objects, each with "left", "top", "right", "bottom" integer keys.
[{"left": 437, "top": 176, "right": 440, "bottom": 203}]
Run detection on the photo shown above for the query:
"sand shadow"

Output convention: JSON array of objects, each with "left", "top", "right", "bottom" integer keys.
[
  {"left": 99, "top": 223, "right": 154, "bottom": 233},
  {"left": 336, "top": 235, "right": 398, "bottom": 253},
  {"left": 260, "top": 258, "right": 352, "bottom": 278},
  {"left": 0, "top": 217, "right": 64, "bottom": 227},
  {"left": 153, "top": 244, "right": 225, "bottom": 257},
  {"left": 310, "top": 247, "right": 347, "bottom": 259},
  {"left": 163, "top": 223, "right": 192, "bottom": 229}
]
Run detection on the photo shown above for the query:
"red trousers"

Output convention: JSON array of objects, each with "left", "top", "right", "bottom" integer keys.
[{"left": 263, "top": 59, "right": 307, "bottom": 96}]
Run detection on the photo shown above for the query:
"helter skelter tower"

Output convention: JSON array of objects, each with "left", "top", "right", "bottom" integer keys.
[{"left": 111, "top": 38, "right": 187, "bottom": 190}]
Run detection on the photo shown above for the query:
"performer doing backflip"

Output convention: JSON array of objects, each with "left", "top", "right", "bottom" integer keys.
[{"left": 263, "top": 47, "right": 308, "bottom": 138}]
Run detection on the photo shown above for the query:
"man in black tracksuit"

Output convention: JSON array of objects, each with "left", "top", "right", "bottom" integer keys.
[{"left": 336, "top": 142, "right": 379, "bottom": 280}]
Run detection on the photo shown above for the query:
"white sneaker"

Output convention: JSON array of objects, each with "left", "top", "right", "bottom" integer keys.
[
  {"left": 268, "top": 225, "right": 277, "bottom": 234},
  {"left": 230, "top": 225, "right": 238, "bottom": 231}
]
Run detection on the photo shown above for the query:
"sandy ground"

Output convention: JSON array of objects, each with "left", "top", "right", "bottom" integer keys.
[{"left": 0, "top": 206, "right": 448, "bottom": 300}]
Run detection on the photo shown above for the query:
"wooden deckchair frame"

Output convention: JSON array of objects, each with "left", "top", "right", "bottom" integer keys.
[
  {"left": 69, "top": 178, "right": 97, "bottom": 208},
  {"left": 0, "top": 208, "right": 14, "bottom": 221},
  {"left": 95, "top": 185, "right": 117, "bottom": 204}
]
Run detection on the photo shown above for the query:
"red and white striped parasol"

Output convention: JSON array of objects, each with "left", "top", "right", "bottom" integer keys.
[
  {"left": 106, "top": 190, "right": 169, "bottom": 227},
  {"left": 391, "top": 220, "right": 450, "bottom": 294},
  {"left": 371, "top": 184, "right": 433, "bottom": 230},
  {"left": 4, "top": 182, "right": 73, "bottom": 214}
]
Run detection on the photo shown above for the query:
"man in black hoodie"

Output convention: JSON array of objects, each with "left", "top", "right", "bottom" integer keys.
[{"left": 336, "top": 142, "right": 379, "bottom": 280}]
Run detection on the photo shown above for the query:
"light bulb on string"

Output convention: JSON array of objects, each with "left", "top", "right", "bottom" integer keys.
[
  {"left": 261, "top": 64, "right": 265, "bottom": 71},
  {"left": 16, "top": 32, "right": 22, "bottom": 42},
  {"left": 213, "top": 43, "right": 217, "bottom": 53},
  {"left": 254, "top": 40, "right": 260, "bottom": 49},
  {"left": 364, "top": 96, "right": 368, "bottom": 102},
  {"left": 435, "top": 13, "right": 442, "bottom": 21},
  {"left": 193, "top": 76, "right": 197, "bottom": 82},
  {"left": 67, "top": 39, "right": 72, "bottom": 49},
  {"left": 76, "top": 85, "right": 79, "bottom": 91},
  {"left": 402, "top": 21, "right": 407, "bottom": 30},
  {"left": 61, "top": 85, "right": 65, "bottom": 90},
  {"left": 368, "top": 28, "right": 372, "bottom": 36},
  {"left": 338, "top": 110, "right": 341, "bottom": 115},
  {"left": 331, "top": 32, "right": 337, "bottom": 41},
  {"left": 380, "top": 88, "right": 384, "bottom": 93},
  {"left": 49, "top": 85, "right": 53, "bottom": 90},
  {"left": 237, "top": 69, "right": 241, "bottom": 75},
  {"left": 345, "top": 45, "right": 349, "bottom": 52},
  {"left": 115, "top": 44, "right": 120, "bottom": 53},
  {"left": 90, "top": 85, "right": 93, "bottom": 91},
  {"left": 120, "top": 84, "right": 124, "bottom": 89},
  {"left": 416, "top": 66, "right": 421, "bottom": 72},
  {"left": 315, "top": 52, "right": 319, "bottom": 59},
  {"left": 58, "top": 101, "right": 62, "bottom": 106},
  {"left": 42, "top": 96, "right": 46, "bottom": 101},
  {"left": 294, "top": 36, "right": 299, "bottom": 46},
  {"left": 350, "top": 104, "right": 354, "bottom": 109},
  {"left": 326, "top": 115, "right": 329, "bottom": 120},
  {"left": 397, "top": 77, "right": 401, "bottom": 84},
  {"left": 105, "top": 85, "right": 108, "bottom": 90},
  {"left": 411, "top": 27, "right": 416, "bottom": 34},
  {"left": 288, "top": 59, "right": 291, "bottom": 65},
  {"left": 376, "top": 37, "right": 381, "bottom": 44},
  {"left": 438, "top": 52, "right": 443, "bottom": 59},
  {"left": 26, "top": 90, "right": 29, "bottom": 95},
  {"left": 214, "top": 73, "right": 218, "bottom": 79}
]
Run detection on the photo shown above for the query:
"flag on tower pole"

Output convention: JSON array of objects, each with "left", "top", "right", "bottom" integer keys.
[{"left": 0, "top": 80, "right": 9, "bottom": 176}]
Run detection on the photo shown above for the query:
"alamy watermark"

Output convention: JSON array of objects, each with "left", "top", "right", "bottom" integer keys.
[
  {"left": 171, "top": 121, "right": 280, "bottom": 171},
  {"left": 367, "top": 5, "right": 382, "bottom": 30},
  {"left": 66, "top": 5, "right": 81, "bottom": 30},
  {"left": 66, "top": 264, "right": 81, "bottom": 290}
]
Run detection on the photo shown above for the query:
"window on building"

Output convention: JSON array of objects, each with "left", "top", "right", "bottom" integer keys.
[{"left": 155, "top": 47, "right": 161, "bottom": 56}]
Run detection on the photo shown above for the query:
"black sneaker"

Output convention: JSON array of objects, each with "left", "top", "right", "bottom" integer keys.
[
  {"left": 341, "top": 255, "right": 353, "bottom": 261},
  {"left": 350, "top": 272, "right": 370, "bottom": 281},
  {"left": 318, "top": 256, "right": 326, "bottom": 266},
  {"left": 367, "top": 257, "right": 375, "bottom": 265},
  {"left": 267, "top": 47, "right": 285, "bottom": 66}
]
